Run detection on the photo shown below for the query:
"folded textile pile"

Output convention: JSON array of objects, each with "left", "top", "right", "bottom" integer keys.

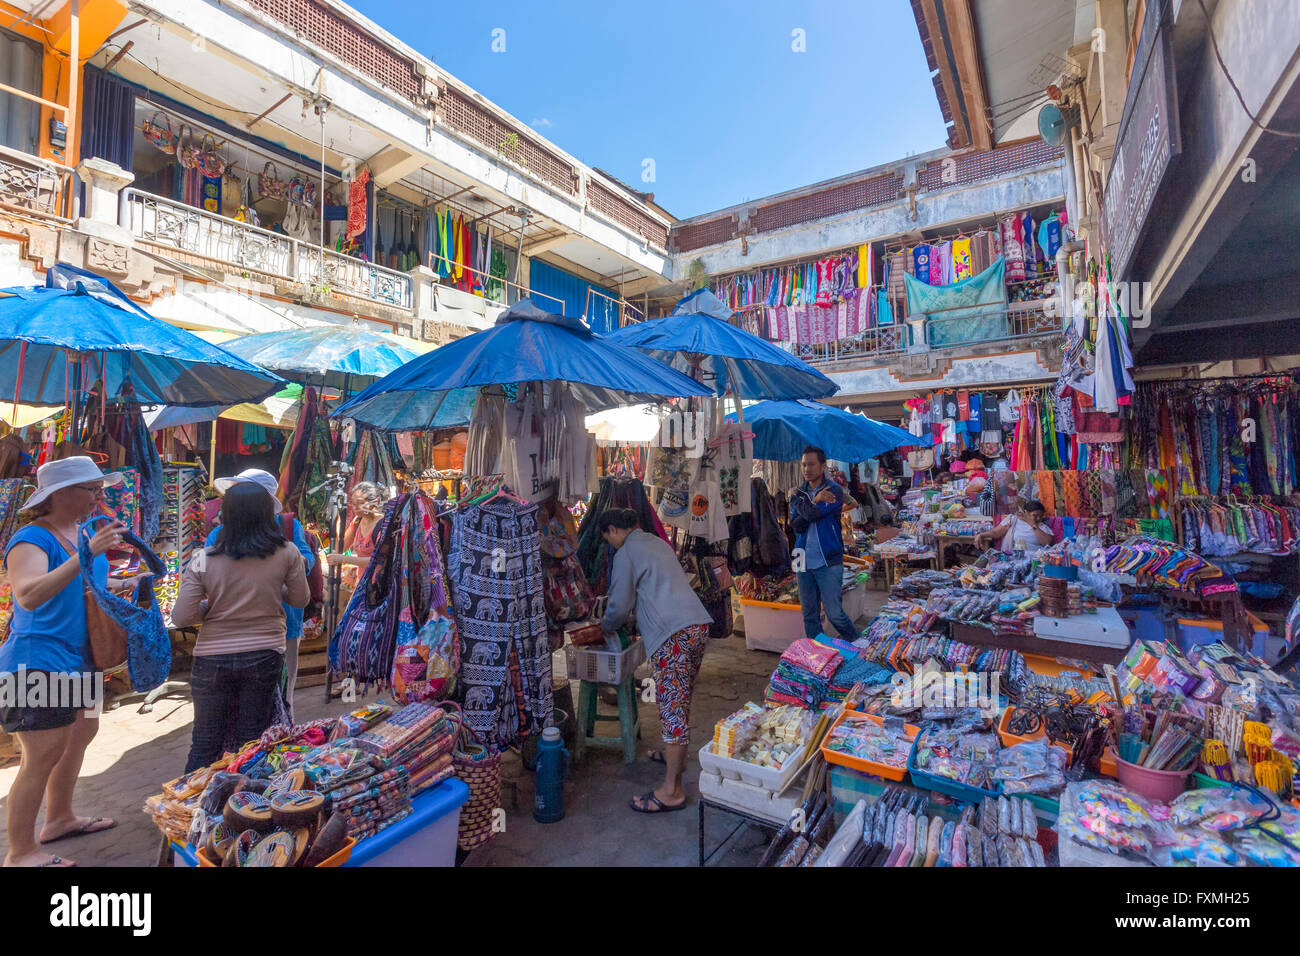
[
  {"left": 1103, "top": 535, "right": 1236, "bottom": 596},
  {"left": 767, "top": 637, "right": 843, "bottom": 709},
  {"left": 811, "top": 634, "right": 893, "bottom": 701},
  {"left": 352, "top": 701, "right": 455, "bottom": 797},
  {"left": 297, "top": 742, "right": 412, "bottom": 842},
  {"left": 889, "top": 568, "right": 955, "bottom": 599}
]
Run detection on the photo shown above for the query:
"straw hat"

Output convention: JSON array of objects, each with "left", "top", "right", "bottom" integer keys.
[
  {"left": 21, "top": 455, "right": 123, "bottom": 511},
  {"left": 213, "top": 468, "right": 283, "bottom": 514}
]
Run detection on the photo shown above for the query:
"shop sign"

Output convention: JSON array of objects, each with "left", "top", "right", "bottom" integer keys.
[{"left": 1102, "top": 9, "right": 1181, "bottom": 282}]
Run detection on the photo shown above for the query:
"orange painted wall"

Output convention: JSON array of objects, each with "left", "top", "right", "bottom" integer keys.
[{"left": 0, "top": 0, "right": 128, "bottom": 166}]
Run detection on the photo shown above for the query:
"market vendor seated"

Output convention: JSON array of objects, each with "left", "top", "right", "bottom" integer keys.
[{"left": 974, "top": 498, "right": 1053, "bottom": 556}]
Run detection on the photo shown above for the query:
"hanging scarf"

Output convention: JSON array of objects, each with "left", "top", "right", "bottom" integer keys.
[{"left": 347, "top": 168, "right": 370, "bottom": 241}]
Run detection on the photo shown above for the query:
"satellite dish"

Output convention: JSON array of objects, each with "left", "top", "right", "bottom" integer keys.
[{"left": 1038, "top": 103, "right": 1068, "bottom": 146}]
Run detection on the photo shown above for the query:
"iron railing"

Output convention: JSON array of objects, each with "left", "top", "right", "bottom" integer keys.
[
  {"left": 120, "top": 188, "right": 413, "bottom": 309},
  {"left": 802, "top": 300, "right": 1062, "bottom": 367},
  {"left": 799, "top": 324, "right": 912, "bottom": 365},
  {"left": 0, "top": 145, "right": 72, "bottom": 219}
]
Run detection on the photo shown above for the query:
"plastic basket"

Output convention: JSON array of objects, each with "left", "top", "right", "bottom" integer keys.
[
  {"left": 738, "top": 597, "right": 805, "bottom": 653},
  {"left": 1192, "top": 772, "right": 1232, "bottom": 789},
  {"left": 192, "top": 835, "right": 355, "bottom": 867},
  {"left": 563, "top": 640, "right": 646, "bottom": 684},
  {"left": 996, "top": 706, "right": 1074, "bottom": 766},
  {"left": 1114, "top": 756, "right": 1192, "bottom": 803},
  {"left": 819, "top": 709, "right": 919, "bottom": 781},
  {"left": 698, "top": 740, "right": 806, "bottom": 792},
  {"left": 907, "top": 745, "right": 1000, "bottom": 805}
]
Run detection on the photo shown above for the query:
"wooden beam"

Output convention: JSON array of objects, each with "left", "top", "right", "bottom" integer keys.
[
  {"left": 103, "top": 40, "right": 133, "bottom": 72},
  {"left": 245, "top": 92, "right": 293, "bottom": 131},
  {"left": 943, "top": 0, "right": 993, "bottom": 150},
  {"left": 0, "top": 81, "right": 66, "bottom": 113},
  {"left": 106, "top": 17, "right": 149, "bottom": 44},
  {"left": 521, "top": 233, "right": 570, "bottom": 258},
  {"left": 67, "top": 0, "right": 79, "bottom": 166}
]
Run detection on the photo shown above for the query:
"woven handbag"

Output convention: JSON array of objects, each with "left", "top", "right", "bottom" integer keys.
[
  {"left": 142, "top": 111, "right": 177, "bottom": 154},
  {"left": 442, "top": 700, "right": 500, "bottom": 852}
]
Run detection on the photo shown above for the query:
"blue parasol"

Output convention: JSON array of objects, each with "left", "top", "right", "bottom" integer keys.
[
  {"left": 332, "top": 300, "right": 711, "bottom": 430},
  {"left": 733, "top": 399, "right": 919, "bottom": 462},
  {"left": 604, "top": 289, "right": 839, "bottom": 399},
  {"left": 221, "top": 324, "right": 421, "bottom": 389},
  {"left": 0, "top": 263, "right": 284, "bottom": 407}
]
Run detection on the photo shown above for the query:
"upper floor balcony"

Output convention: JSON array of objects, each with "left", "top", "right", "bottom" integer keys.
[
  {"left": 120, "top": 187, "right": 414, "bottom": 310},
  {"left": 0, "top": 146, "right": 74, "bottom": 222}
]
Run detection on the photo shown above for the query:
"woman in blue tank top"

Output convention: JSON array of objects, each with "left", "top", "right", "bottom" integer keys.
[{"left": 2, "top": 457, "right": 129, "bottom": 867}]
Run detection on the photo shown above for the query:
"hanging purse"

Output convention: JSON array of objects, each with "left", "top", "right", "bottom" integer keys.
[
  {"left": 196, "top": 134, "right": 226, "bottom": 177},
  {"left": 142, "top": 111, "right": 177, "bottom": 155},
  {"left": 258, "top": 161, "right": 286, "bottom": 200},
  {"left": 176, "top": 124, "right": 197, "bottom": 169},
  {"left": 329, "top": 496, "right": 406, "bottom": 685},
  {"left": 65, "top": 517, "right": 170, "bottom": 689}
]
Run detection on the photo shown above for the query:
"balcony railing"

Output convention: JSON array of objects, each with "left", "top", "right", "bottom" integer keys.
[
  {"left": 802, "top": 300, "right": 1062, "bottom": 367},
  {"left": 0, "top": 146, "right": 72, "bottom": 220},
  {"left": 799, "top": 324, "right": 912, "bottom": 365},
  {"left": 120, "top": 188, "right": 413, "bottom": 310}
]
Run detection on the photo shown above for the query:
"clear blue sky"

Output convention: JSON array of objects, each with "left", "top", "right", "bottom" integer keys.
[{"left": 351, "top": 0, "right": 949, "bottom": 219}]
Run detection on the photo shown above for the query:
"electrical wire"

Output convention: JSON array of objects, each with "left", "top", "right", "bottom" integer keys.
[{"left": 1195, "top": 0, "right": 1300, "bottom": 139}]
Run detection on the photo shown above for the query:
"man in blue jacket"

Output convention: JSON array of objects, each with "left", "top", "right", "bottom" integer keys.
[{"left": 789, "top": 446, "right": 858, "bottom": 643}]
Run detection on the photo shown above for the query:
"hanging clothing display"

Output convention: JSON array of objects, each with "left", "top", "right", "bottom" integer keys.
[
  {"left": 278, "top": 386, "right": 335, "bottom": 527},
  {"left": 448, "top": 499, "right": 551, "bottom": 751},
  {"left": 1124, "top": 377, "right": 1297, "bottom": 498},
  {"left": 330, "top": 492, "right": 453, "bottom": 687},
  {"left": 347, "top": 168, "right": 371, "bottom": 241}
]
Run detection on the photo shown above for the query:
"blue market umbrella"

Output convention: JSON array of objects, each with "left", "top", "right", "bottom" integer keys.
[
  {"left": 333, "top": 300, "right": 711, "bottom": 430},
  {"left": 0, "top": 263, "right": 284, "bottom": 407},
  {"left": 222, "top": 324, "right": 421, "bottom": 390},
  {"left": 604, "top": 289, "right": 838, "bottom": 399},
  {"left": 734, "top": 399, "right": 919, "bottom": 462}
]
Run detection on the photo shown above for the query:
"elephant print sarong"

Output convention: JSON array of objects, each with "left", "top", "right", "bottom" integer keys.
[{"left": 449, "top": 500, "right": 552, "bottom": 750}]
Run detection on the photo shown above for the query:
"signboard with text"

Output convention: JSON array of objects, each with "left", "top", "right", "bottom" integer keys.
[{"left": 1102, "top": 8, "right": 1181, "bottom": 282}]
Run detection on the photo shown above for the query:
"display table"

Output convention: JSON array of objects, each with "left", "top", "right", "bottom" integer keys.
[
  {"left": 346, "top": 777, "right": 469, "bottom": 866},
  {"left": 879, "top": 551, "right": 938, "bottom": 586},
  {"left": 934, "top": 534, "right": 976, "bottom": 570},
  {"left": 168, "top": 777, "right": 470, "bottom": 868},
  {"left": 698, "top": 796, "right": 783, "bottom": 867},
  {"left": 949, "top": 619, "right": 1128, "bottom": 666}
]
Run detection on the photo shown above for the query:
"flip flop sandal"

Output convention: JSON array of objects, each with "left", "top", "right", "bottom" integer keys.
[
  {"left": 37, "top": 856, "right": 76, "bottom": 867},
  {"left": 629, "top": 791, "right": 687, "bottom": 814},
  {"left": 647, "top": 750, "right": 667, "bottom": 765},
  {"left": 40, "top": 817, "right": 117, "bottom": 845}
]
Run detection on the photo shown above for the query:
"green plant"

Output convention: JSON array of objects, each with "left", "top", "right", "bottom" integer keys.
[
  {"left": 685, "top": 257, "right": 709, "bottom": 291},
  {"left": 497, "top": 132, "right": 520, "bottom": 160}
]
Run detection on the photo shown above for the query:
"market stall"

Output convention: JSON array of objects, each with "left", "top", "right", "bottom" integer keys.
[
  {"left": 0, "top": 265, "right": 285, "bottom": 694},
  {"left": 325, "top": 299, "right": 710, "bottom": 793}
]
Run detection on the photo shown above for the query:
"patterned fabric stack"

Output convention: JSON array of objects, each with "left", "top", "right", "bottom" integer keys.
[
  {"left": 351, "top": 701, "right": 456, "bottom": 797},
  {"left": 815, "top": 635, "right": 893, "bottom": 702},
  {"left": 766, "top": 638, "right": 843, "bottom": 709}
]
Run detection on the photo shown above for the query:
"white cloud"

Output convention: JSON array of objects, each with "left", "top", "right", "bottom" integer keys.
[{"left": 530, "top": 117, "right": 553, "bottom": 129}]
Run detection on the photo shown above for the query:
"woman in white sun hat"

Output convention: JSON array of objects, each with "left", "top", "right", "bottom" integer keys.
[
  {"left": 201, "top": 470, "right": 316, "bottom": 719},
  {"left": 2, "top": 456, "right": 129, "bottom": 867}
]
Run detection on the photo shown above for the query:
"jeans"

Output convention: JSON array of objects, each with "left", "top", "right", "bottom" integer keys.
[
  {"left": 185, "top": 649, "right": 283, "bottom": 773},
  {"left": 796, "top": 562, "right": 858, "bottom": 643}
]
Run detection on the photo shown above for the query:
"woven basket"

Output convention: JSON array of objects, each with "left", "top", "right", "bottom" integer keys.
[{"left": 441, "top": 701, "right": 500, "bottom": 852}]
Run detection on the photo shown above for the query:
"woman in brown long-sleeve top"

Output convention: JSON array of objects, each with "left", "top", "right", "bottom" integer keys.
[{"left": 172, "top": 482, "right": 309, "bottom": 771}]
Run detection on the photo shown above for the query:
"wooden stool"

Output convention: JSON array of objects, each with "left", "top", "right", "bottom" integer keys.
[{"left": 574, "top": 676, "right": 641, "bottom": 764}]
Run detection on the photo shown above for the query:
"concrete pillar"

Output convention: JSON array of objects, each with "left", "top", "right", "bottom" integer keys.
[
  {"left": 1094, "top": 0, "right": 1129, "bottom": 158},
  {"left": 75, "top": 157, "right": 133, "bottom": 227}
]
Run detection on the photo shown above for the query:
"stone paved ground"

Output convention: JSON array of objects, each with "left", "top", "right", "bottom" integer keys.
[{"left": 0, "top": 593, "right": 884, "bottom": 867}]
